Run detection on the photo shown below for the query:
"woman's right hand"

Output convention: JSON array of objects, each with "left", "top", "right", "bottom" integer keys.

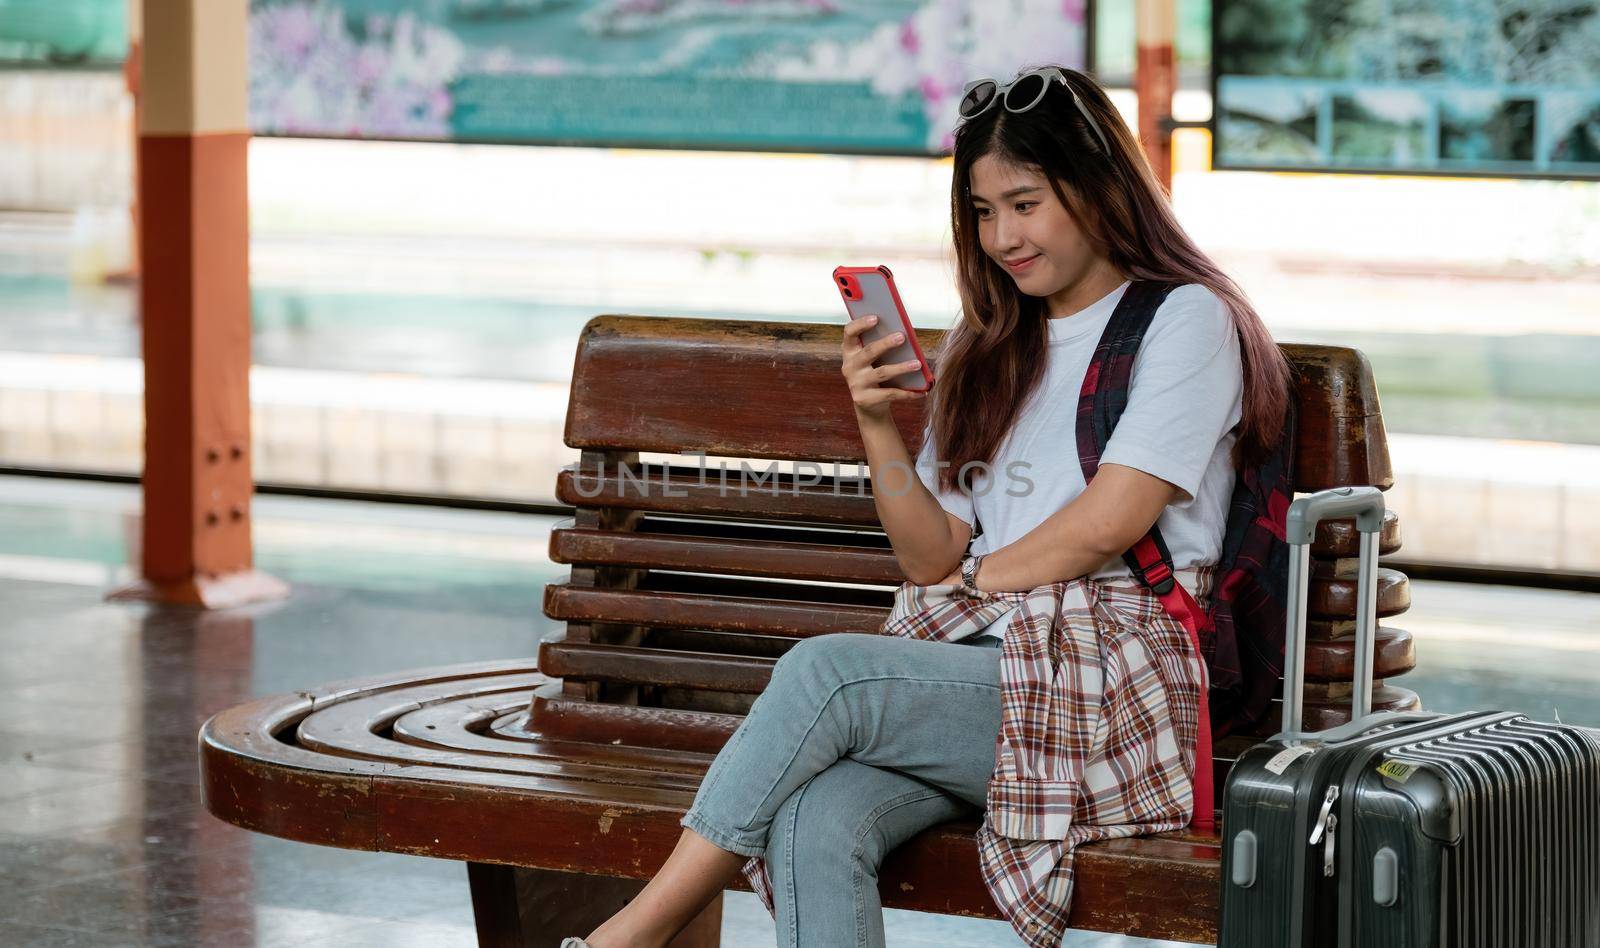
[{"left": 841, "top": 314, "right": 927, "bottom": 422}]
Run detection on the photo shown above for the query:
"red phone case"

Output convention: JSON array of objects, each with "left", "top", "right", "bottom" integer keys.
[{"left": 833, "top": 264, "right": 935, "bottom": 392}]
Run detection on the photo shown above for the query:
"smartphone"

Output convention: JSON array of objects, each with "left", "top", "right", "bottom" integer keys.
[{"left": 833, "top": 265, "right": 935, "bottom": 392}]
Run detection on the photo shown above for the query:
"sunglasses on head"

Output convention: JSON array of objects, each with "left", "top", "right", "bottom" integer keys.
[{"left": 955, "top": 66, "right": 1112, "bottom": 155}]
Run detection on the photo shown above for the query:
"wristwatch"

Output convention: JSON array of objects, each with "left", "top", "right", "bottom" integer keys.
[{"left": 959, "top": 553, "right": 988, "bottom": 597}]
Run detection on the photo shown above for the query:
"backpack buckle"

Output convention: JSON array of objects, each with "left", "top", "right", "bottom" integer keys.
[{"left": 1140, "top": 561, "right": 1175, "bottom": 595}]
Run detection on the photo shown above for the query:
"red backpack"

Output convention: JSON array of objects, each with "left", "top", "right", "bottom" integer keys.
[{"left": 1076, "top": 280, "right": 1297, "bottom": 831}]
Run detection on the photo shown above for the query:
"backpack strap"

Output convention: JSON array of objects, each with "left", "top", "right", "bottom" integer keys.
[{"left": 1076, "top": 280, "right": 1217, "bottom": 832}]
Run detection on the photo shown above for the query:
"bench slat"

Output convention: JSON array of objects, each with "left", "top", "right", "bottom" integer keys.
[
  {"left": 1303, "top": 625, "right": 1414, "bottom": 680},
  {"left": 636, "top": 514, "right": 890, "bottom": 548},
  {"left": 645, "top": 627, "right": 793, "bottom": 659},
  {"left": 639, "top": 570, "right": 892, "bottom": 606},
  {"left": 557, "top": 465, "right": 880, "bottom": 525},
  {"left": 392, "top": 698, "right": 720, "bottom": 771},
  {"left": 542, "top": 582, "right": 881, "bottom": 637},
  {"left": 1279, "top": 343, "right": 1394, "bottom": 491},
  {"left": 526, "top": 696, "right": 743, "bottom": 755},
  {"left": 566, "top": 317, "right": 897, "bottom": 463},
  {"left": 1312, "top": 568, "right": 1410, "bottom": 619},
  {"left": 1315, "top": 509, "right": 1401, "bottom": 557},
  {"left": 551, "top": 526, "right": 903, "bottom": 584},
  {"left": 538, "top": 641, "right": 776, "bottom": 693}
]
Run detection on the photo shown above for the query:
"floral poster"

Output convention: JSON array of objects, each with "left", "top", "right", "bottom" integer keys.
[{"left": 249, "top": 0, "right": 1088, "bottom": 155}]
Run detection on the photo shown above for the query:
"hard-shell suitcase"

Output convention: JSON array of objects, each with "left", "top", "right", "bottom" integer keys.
[
  {"left": 1336, "top": 709, "right": 1600, "bottom": 946},
  {"left": 1218, "top": 486, "right": 1600, "bottom": 947}
]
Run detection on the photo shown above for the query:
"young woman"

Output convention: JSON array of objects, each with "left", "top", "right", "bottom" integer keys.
[{"left": 565, "top": 65, "right": 1289, "bottom": 948}]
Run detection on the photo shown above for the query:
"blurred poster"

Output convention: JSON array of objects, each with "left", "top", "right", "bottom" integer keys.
[
  {"left": 0, "top": 0, "right": 126, "bottom": 67},
  {"left": 248, "top": 0, "right": 1089, "bottom": 155},
  {"left": 1213, "top": 0, "right": 1600, "bottom": 178}
]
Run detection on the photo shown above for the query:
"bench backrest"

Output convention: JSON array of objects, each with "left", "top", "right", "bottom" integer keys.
[{"left": 540, "top": 316, "right": 1417, "bottom": 762}]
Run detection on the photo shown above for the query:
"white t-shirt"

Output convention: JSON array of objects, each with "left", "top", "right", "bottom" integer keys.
[{"left": 912, "top": 281, "right": 1244, "bottom": 644}]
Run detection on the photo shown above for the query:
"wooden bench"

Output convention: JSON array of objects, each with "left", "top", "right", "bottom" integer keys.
[{"left": 200, "top": 314, "right": 1419, "bottom": 947}]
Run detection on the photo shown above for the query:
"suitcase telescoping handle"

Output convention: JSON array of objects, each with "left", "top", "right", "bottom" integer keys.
[{"left": 1281, "top": 486, "right": 1385, "bottom": 738}]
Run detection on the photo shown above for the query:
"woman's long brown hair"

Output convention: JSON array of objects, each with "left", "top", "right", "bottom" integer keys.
[{"left": 930, "top": 66, "right": 1291, "bottom": 497}]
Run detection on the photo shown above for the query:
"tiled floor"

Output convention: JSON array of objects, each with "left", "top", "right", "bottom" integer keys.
[{"left": 0, "top": 474, "right": 1595, "bottom": 946}]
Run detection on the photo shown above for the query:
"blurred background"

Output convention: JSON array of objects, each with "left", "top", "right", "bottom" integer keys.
[
  {"left": 1, "top": 1, "right": 1597, "bottom": 946},
  {"left": 3, "top": 0, "right": 1597, "bottom": 573}
]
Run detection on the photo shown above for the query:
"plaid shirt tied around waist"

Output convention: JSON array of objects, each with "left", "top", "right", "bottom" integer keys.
[{"left": 734, "top": 566, "right": 1213, "bottom": 948}]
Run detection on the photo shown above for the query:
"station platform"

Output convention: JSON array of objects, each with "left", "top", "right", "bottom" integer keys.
[{"left": 1, "top": 473, "right": 1596, "bottom": 947}]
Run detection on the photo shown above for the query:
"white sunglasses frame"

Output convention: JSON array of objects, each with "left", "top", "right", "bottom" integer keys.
[{"left": 955, "top": 67, "right": 1112, "bottom": 155}]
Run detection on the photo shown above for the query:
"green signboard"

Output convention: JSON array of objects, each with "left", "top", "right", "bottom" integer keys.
[
  {"left": 0, "top": 0, "right": 126, "bottom": 67},
  {"left": 1213, "top": 0, "right": 1600, "bottom": 178},
  {"left": 248, "top": 0, "right": 1089, "bottom": 155}
]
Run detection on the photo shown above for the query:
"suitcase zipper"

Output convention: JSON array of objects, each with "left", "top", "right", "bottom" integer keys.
[{"left": 1308, "top": 785, "right": 1340, "bottom": 877}]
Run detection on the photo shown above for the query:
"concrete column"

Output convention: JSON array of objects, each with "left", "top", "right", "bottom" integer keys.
[
  {"left": 1135, "top": 0, "right": 1177, "bottom": 191},
  {"left": 117, "top": 0, "right": 142, "bottom": 282},
  {"left": 112, "top": 0, "right": 287, "bottom": 608}
]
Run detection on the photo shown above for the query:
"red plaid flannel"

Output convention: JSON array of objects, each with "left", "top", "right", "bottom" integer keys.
[{"left": 734, "top": 569, "right": 1212, "bottom": 948}]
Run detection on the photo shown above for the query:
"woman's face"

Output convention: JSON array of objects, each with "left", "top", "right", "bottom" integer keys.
[{"left": 968, "top": 154, "right": 1100, "bottom": 299}]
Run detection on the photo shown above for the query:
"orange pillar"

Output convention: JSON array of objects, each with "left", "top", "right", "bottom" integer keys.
[
  {"left": 112, "top": 0, "right": 287, "bottom": 608},
  {"left": 1135, "top": 0, "right": 1177, "bottom": 191}
]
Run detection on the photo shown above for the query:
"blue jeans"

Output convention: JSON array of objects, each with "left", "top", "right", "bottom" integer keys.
[{"left": 679, "top": 631, "right": 1005, "bottom": 947}]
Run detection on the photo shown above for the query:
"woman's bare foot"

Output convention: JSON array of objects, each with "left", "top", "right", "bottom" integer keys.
[{"left": 582, "top": 827, "right": 749, "bottom": 948}]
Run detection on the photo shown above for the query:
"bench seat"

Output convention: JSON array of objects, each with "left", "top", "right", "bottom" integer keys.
[{"left": 200, "top": 658, "right": 1225, "bottom": 943}]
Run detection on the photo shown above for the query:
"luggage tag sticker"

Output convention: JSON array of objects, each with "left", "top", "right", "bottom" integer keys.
[
  {"left": 1265, "top": 744, "right": 1317, "bottom": 775},
  {"left": 1376, "top": 760, "right": 1418, "bottom": 784}
]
